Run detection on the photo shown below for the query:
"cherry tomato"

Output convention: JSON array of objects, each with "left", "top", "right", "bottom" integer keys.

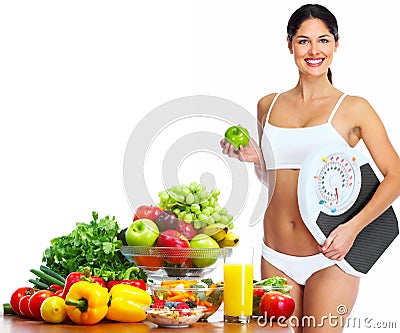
[
  {"left": 40, "top": 296, "right": 67, "bottom": 323},
  {"left": 55, "top": 289, "right": 64, "bottom": 296},
  {"left": 28, "top": 290, "right": 55, "bottom": 320},
  {"left": 10, "top": 287, "right": 35, "bottom": 315},
  {"left": 19, "top": 294, "right": 34, "bottom": 318},
  {"left": 49, "top": 284, "right": 64, "bottom": 292},
  {"left": 259, "top": 291, "right": 295, "bottom": 322},
  {"left": 253, "top": 287, "right": 266, "bottom": 297}
]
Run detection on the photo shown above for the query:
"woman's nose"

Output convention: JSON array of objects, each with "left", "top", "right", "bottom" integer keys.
[{"left": 308, "top": 42, "right": 320, "bottom": 55}]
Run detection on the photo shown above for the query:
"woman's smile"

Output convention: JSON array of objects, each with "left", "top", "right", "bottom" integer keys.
[{"left": 305, "top": 58, "right": 324, "bottom": 67}]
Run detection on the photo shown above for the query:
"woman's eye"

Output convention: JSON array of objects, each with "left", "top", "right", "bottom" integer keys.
[
  {"left": 298, "top": 39, "right": 309, "bottom": 45},
  {"left": 320, "top": 38, "right": 329, "bottom": 44}
]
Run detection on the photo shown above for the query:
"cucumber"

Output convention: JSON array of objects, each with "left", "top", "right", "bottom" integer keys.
[
  {"left": 39, "top": 265, "right": 66, "bottom": 284},
  {"left": 29, "top": 278, "right": 49, "bottom": 290},
  {"left": 30, "top": 269, "right": 65, "bottom": 287}
]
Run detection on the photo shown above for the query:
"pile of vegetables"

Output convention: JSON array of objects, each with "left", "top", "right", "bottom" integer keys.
[
  {"left": 42, "top": 211, "right": 147, "bottom": 283},
  {"left": 8, "top": 276, "right": 152, "bottom": 324}
]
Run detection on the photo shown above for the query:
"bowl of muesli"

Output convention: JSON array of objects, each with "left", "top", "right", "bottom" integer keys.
[{"left": 145, "top": 301, "right": 205, "bottom": 328}]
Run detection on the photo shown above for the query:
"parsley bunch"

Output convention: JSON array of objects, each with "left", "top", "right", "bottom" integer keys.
[{"left": 42, "top": 211, "right": 147, "bottom": 282}]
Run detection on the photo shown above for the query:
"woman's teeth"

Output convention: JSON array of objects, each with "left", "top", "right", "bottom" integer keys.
[{"left": 306, "top": 59, "right": 323, "bottom": 65}]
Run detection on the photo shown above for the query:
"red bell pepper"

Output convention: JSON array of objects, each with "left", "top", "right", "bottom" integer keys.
[
  {"left": 107, "top": 266, "right": 147, "bottom": 291},
  {"left": 60, "top": 267, "right": 106, "bottom": 299},
  {"left": 107, "top": 279, "right": 146, "bottom": 291}
]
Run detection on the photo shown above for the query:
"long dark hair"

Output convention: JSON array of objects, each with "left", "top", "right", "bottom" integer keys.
[{"left": 287, "top": 4, "right": 339, "bottom": 84}]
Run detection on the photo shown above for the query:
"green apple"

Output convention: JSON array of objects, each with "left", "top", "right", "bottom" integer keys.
[
  {"left": 125, "top": 218, "right": 160, "bottom": 246},
  {"left": 224, "top": 125, "right": 250, "bottom": 151},
  {"left": 190, "top": 233, "right": 220, "bottom": 268}
]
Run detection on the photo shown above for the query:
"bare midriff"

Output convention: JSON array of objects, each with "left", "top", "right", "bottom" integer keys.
[{"left": 264, "top": 169, "right": 321, "bottom": 256}]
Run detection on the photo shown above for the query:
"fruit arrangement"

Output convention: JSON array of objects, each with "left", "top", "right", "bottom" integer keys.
[{"left": 121, "top": 182, "right": 240, "bottom": 272}]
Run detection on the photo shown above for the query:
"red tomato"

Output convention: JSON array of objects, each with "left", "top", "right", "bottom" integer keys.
[
  {"left": 133, "top": 205, "right": 163, "bottom": 222},
  {"left": 259, "top": 291, "right": 295, "bottom": 322},
  {"left": 28, "top": 290, "right": 55, "bottom": 320},
  {"left": 10, "top": 287, "right": 35, "bottom": 315},
  {"left": 54, "top": 289, "right": 64, "bottom": 296},
  {"left": 49, "top": 284, "right": 64, "bottom": 292},
  {"left": 253, "top": 287, "right": 266, "bottom": 297},
  {"left": 19, "top": 294, "right": 34, "bottom": 318}
]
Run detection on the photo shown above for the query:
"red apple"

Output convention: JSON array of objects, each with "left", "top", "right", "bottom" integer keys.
[
  {"left": 133, "top": 205, "right": 163, "bottom": 222},
  {"left": 259, "top": 291, "right": 295, "bottom": 322},
  {"left": 155, "top": 210, "right": 179, "bottom": 231},
  {"left": 157, "top": 229, "right": 190, "bottom": 264},
  {"left": 177, "top": 220, "right": 197, "bottom": 240}
]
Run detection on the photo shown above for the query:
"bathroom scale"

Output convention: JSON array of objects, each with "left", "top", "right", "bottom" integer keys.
[{"left": 298, "top": 144, "right": 399, "bottom": 276}]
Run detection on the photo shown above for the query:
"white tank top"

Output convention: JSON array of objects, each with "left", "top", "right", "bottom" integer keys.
[{"left": 262, "top": 93, "right": 349, "bottom": 170}]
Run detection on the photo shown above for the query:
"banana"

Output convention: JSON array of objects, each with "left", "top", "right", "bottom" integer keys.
[
  {"left": 218, "top": 231, "right": 240, "bottom": 247},
  {"left": 201, "top": 223, "right": 228, "bottom": 241}
]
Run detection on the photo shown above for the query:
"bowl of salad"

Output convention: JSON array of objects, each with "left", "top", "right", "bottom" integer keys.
[
  {"left": 252, "top": 276, "right": 292, "bottom": 316},
  {"left": 148, "top": 278, "right": 224, "bottom": 321}
]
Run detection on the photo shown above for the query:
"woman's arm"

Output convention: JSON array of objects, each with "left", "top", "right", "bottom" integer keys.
[
  {"left": 253, "top": 94, "right": 277, "bottom": 185},
  {"left": 220, "top": 93, "right": 276, "bottom": 186},
  {"left": 322, "top": 97, "right": 400, "bottom": 260}
]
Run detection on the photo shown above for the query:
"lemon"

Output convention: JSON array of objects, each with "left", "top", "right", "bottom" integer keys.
[{"left": 40, "top": 296, "right": 67, "bottom": 324}]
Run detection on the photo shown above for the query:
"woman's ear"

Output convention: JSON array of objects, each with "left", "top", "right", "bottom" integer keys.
[
  {"left": 287, "top": 36, "right": 293, "bottom": 54},
  {"left": 334, "top": 35, "right": 340, "bottom": 52}
]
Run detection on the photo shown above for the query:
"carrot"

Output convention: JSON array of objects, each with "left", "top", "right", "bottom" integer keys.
[
  {"left": 161, "top": 279, "right": 197, "bottom": 286},
  {"left": 204, "top": 301, "right": 214, "bottom": 308},
  {"left": 166, "top": 292, "right": 191, "bottom": 302}
]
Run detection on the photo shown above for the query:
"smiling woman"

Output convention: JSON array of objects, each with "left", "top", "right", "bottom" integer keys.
[
  {"left": 0, "top": 1, "right": 399, "bottom": 331},
  {"left": 287, "top": 4, "right": 339, "bottom": 84},
  {"left": 220, "top": 3, "right": 400, "bottom": 333}
]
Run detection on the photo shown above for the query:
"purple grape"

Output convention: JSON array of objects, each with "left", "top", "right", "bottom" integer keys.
[{"left": 155, "top": 210, "right": 179, "bottom": 231}]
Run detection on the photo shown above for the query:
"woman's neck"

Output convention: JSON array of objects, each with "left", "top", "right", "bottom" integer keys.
[{"left": 294, "top": 73, "right": 335, "bottom": 101}]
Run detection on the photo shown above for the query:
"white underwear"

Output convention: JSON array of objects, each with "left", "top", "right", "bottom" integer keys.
[{"left": 262, "top": 242, "right": 336, "bottom": 285}]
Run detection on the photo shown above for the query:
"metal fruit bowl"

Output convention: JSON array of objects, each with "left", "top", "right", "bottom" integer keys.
[{"left": 119, "top": 246, "right": 230, "bottom": 279}]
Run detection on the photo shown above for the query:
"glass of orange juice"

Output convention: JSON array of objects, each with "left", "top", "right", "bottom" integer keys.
[{"left": 223, "top": 247, "right": 254, "bottom": 323}]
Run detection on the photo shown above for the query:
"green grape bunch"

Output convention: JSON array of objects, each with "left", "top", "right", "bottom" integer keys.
[{"left": 158, "top": 181, "right": 234, "bottom": 230}]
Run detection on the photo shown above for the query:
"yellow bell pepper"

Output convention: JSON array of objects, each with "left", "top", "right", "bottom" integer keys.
[
  {"left": 65, "top": 281, "right": 109, "bottom": 325},
  {"left": 106, "top": 284, "right": 152, "bottom": 323}
]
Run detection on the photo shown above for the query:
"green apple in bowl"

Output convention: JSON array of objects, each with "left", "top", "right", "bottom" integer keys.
[
  {"left": 125, "top": 218, "right": 160, "bottom": 246},
  {"left": 190, "top": 233, "right": 220, "bottom": 268}
]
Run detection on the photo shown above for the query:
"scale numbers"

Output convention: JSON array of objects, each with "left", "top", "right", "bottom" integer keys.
[{"left": 314, "top": 153, "right": 360, "bottom": 215}]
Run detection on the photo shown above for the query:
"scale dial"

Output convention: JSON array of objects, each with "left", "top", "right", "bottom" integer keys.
[{"left": 314, "top": 152, "right": 361, "bottom": 215}]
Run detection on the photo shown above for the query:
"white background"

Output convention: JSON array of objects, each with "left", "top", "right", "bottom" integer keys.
[{"left": 1, "top": 0, "right": 399, "bottom": 330}]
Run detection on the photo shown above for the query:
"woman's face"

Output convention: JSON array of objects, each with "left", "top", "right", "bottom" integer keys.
[{"left": 288, "top": 18, "right": 338, "bottom": 79}]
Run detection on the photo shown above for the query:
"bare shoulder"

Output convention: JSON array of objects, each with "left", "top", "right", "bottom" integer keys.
[
  {"left": 343, "top": 95, "right": 379, "bottom": 123},
  {"left": 345, "top": 95, "right": 372, "bottom": 108},
  {"left": 257, "top": 93, "right": 278, "bottom": 125}
]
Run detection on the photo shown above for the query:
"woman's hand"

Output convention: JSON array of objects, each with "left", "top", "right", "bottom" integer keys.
[
  {"left": 220, "top": 137, "right": 261, "bottom": 164},
  {"left": 319, "top": 222, "right": 359, "bottom": 261}
]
